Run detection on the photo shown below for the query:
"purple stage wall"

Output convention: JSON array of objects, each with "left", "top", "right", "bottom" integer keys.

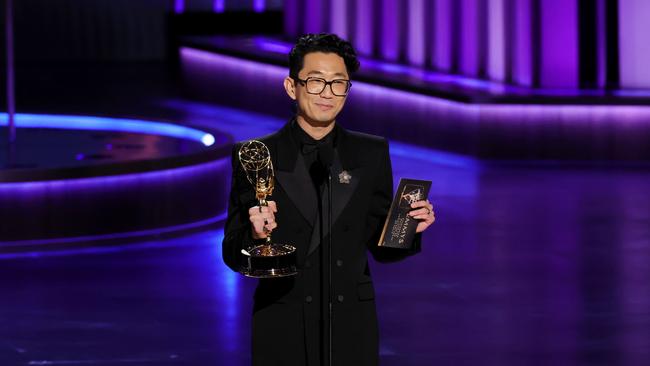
[
  {"left": 284, "top": 0, "right": 650, "bottom": 90},
  {"left": 180, "top": 47, "right": 650, "bottom": 161}
]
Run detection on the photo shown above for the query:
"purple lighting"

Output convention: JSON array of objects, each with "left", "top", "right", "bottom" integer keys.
[
  {"left": 0, "top": 213, "right": 227, "bottom": 251},
  {"left": 330, "top": 0, "right": 347, "bottom": 39},
  {"left": 174, "top": 0, "right": 184, "bottom": 14},
  {"left": 254, "top": 38, "right": 292, "bottom": 54},
  {"left": 253, "top": 0, "right": 265, "bottom": 13},
  {"left": 354, "top": 0, "right": 374, "bottom": 56},
  {"left": 284, "top": 0, "right": 299, "bottom": 36},
  {"left": 488, "top": 0, "right": 506, "bottom": 81},
  {"left": 180, "top": 47, "right": 650, "bottom": 160},
  {"left": 618, "top": 0, "right": 650, "bottom": 88},
  {"left": 5, "top": 0, "right": 15, "bottom": 144},
  {"left": 381, "top": 0, "right": 401, "bottom": 62},
  {"left": 434, "top": 0, "right": 452, "bottom": 71},
  {"left": 460, "top": 0, "right": 479, "bottom": 76},
  {"left": 513, "top": 0, "right": 533, "bottom": 86},
  {"left": 540, "top": 0, "right": 578, "bottom": 88},
  {"left": 407, "top": 0, "right": 425, "bottom": 67},
  {"left": 0, "top": 113, "right": 217, "bottom": 146},
  {"left": 596, "top": 0, "right": 606, "bottom": 88},
  {"left": 304, "top": 0, "right": 324, "bottom": 34},
  {"left": 213, "top": 0, "right": 225, "bottom": 13}
]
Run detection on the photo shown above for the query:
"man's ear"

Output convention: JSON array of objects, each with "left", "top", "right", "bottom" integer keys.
[{"left": 284, "top": 76, "right": 297, "bottom": 100}]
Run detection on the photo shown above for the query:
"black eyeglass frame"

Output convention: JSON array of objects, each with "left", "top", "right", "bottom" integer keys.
[{"left": 293, "top": 77, "right": 352, "bottom": 96}]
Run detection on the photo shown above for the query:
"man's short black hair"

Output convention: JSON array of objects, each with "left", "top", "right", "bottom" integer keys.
[{"left": 288, "top": 33, "right": 360, "bottom": 79}]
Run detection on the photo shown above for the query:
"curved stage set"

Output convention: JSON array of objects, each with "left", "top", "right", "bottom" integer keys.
[
  {"left": 2, "top": 0, "right": 650, "bottom": 365},
  {"left": 0, "top": 114, "right": 231, "bottom": 246}
]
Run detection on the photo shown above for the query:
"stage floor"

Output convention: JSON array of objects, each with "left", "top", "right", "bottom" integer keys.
[{"left": 2, "top": 140, "right": 649, "bottom": 365}]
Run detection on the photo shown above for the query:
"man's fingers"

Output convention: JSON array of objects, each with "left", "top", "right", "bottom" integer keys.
[
  {"left": 410, "top": 199, "right": 431, "bottom": 208},
  {"left": 248, "top": 202, "right": 278, "bottom": 216},
  {"left": 259, "top": 220, "right": 278, "bottom": 235},
  {"left": 409, "top": 207, "right": 431, "bottom": 216},
  {"left": 250, "top": 213, "right": 275, "bottom": 224},
  {"left": 249, "top": 206, "right": 271, "bottom": 215},
  {"left": 250, "top": 212, "right": 278, "bottom": 239}
]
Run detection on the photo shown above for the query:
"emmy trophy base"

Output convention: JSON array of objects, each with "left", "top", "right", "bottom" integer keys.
[{"left": 240, "top": 243, "right": 298, "bottom": 278}]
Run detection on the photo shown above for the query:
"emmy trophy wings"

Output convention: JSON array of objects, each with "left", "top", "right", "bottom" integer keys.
[
  {"left": 238, "top": 140, "right": 271, "bottom": 171},
  {"left": 238, "top": 140, "right": 275, "bottom": 198}
]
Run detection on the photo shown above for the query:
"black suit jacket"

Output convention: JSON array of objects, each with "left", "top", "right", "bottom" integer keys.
[{"left": 223, "top": 120, "right": 420, "bottom": 366}]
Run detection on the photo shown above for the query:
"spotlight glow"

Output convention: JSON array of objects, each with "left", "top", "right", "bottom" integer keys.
[{"left": 0, "top": 113, "right": 217, "bottom": 146}]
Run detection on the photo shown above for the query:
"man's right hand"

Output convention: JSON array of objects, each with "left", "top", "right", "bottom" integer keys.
[{"left": 249, "top": 201, "right": 278, "bottom": 239}]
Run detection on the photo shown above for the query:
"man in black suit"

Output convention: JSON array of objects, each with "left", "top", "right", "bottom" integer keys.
[{"left": 223, "top": 33, "right": 435, "bottom": 366}]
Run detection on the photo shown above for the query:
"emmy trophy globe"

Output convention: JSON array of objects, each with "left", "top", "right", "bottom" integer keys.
[{"left": 238, "top": 140, "right": 298, "bottom": 278}]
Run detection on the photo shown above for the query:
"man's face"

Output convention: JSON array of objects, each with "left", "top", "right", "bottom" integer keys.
[{"left": 285, "top": 52, "right": 350, "bottom": 127}]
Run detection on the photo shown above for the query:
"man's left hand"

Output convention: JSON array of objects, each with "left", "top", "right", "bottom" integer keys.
[{"left": 409, "top": 200, "right": 436, "bottom": 233}]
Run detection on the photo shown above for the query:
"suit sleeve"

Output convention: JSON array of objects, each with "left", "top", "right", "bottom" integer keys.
[
  {"left": 366, "top": 139, "right": 422, "bottom": 263},
  {"left": 222, "top": 144, "right": 256, "bottom": 272}
]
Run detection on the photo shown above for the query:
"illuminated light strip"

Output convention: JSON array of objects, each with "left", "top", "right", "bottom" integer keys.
[
  {"left": 213, "top": 0, "right": 225, "bottom": 13},
  {"left": 0, "top": 228, "right": 226, "bottom": 260},
  {"left": 380, "top": 0, "right": 400, "bottom": 62},
  {"left": 539, "top": 0, "right": 578, "bottom": 88},
  {"left": 460, "top": 0, "right": 480, "bottom": 77},
  {"left": 513, "top": 0, "right": 533, "bottom": 86},
  {"left": 0, "top": 156, "right": 230, "bottom": 255},
  {"left": 253, "top": 37, "right": 292, "bottom": 54},
  {"left": 407, "top": 0, "right": 426, "bottom": 67},
  {"left": 354, "top": 0, "right": 374, "bottom": 56},
  {"left": 330, "top": 0, "right": 347, "bottom": 39},
  {"left": 253, "top": 0, "right": 265, "bottom": 13},
  {"left": 618, "top": 0, "right": 650, "bottom": 88},
  {"left": 174, "top": 0, "right": 184, "bottom": 13},
  {"left": 433, "top": 0, "right": 452, "bottom": 71},
  {"left": 0, "top": 156, "right": 229, "bottom": 190},
  {"left": 0, "top": 113, "right": 216, "bottom": 146},
  {"left": 0, "top": 211, "right": 227, "bottom": 249},
  {"left": 304, "top": 0, "right": 323, "bottom": 34},
  {"left": 487, "top": 0, "right": 506, "bottom": 82}
]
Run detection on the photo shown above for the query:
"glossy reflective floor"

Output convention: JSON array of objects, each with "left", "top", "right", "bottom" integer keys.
[{"left": 2, "top": 145, "right": 650, "bottom": 365}]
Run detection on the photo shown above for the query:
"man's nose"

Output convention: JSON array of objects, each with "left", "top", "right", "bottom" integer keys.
[{"left": 320, "top": 83, "right": 334, "bottom": 98}]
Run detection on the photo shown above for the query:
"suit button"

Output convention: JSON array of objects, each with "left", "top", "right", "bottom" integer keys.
[
  {"left": 304, "top": 261, "right": 311, "bottom": 268},
  {"left": 295, "top": 228, "right": 303, "bottom": 234},
  {"left": 343, "top": 225, "right": 350, "bottom": 232},
  {"left": 336, "top": 259, "right": 343, "bottom": 267},
  {"left": 305, "top": 296, "right": 313, "bottom": 303},
  {"left": 337, "top": 295, "right": 344, "bottom": 303}
]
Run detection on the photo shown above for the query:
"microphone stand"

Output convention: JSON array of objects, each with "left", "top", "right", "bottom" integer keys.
[
  {"left": 317, "top": 144, "right": 335, "bottom": 366},
  {"left": 327, "top": 165, "right": 333, "bottom": 366}
]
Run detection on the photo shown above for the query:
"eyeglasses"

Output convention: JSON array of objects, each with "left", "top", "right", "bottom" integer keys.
[{"left": 294, "top": 77, "right": 352, "bottom": 96}]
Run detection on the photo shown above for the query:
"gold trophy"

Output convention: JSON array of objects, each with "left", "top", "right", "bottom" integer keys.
[{"left": 238, "top": 140, "right": 297, "bottom": 278}]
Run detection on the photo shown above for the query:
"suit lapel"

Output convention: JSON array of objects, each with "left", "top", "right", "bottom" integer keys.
[
  {"left": 271, "top": 121, "right": 318, "bottom": 227},
  {"left": 275, "top": 155, "right": 318, "bottom": 227},
  {"left": 306, "top": 127, "right": 363, "bottom": 256}
]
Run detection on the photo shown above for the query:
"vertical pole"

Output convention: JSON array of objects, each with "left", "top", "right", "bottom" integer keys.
[{"left": 6, "top": 0, "right": 16, "bottom": 144}]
